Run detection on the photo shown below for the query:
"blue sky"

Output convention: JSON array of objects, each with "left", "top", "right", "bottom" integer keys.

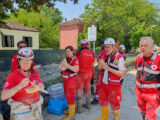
[
  {"left": 55, "top": 0, "right": 92, "bottom": 20},
  {"left": 55, "top": 0, "right": 160, "bottom": 21}
]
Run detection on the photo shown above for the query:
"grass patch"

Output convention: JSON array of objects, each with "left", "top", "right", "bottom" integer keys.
[{"left": 126, "top": 56, "right": 137, "bottom": 67}]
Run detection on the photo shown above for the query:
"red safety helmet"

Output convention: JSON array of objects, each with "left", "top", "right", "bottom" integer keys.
[{"left": 80, "top": 39, "right": 90, "bottom": 47}]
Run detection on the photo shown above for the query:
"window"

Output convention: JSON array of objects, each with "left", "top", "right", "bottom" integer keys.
[
  {"left": 23, "top": 36, "right": 32, "bottom": 47},
  {"left": 2, "top": 35, "right": 14, "bottom": 47}
]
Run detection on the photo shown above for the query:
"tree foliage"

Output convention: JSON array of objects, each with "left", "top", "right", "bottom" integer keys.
[
  {"left": 80, "top": 0, "right": 160, "bottom": 51},
  {"left": 8, "top": 6, "right": 63, "bottom": 48},
  {"left": 0, "top": 0, "right": 78, "bottom": 24}
]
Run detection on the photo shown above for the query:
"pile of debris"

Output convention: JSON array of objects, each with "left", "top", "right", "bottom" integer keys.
[
  {"left": 135, "top": 45, "right": 160, "bottom": 55},
  {"left": 152, "top": 45, "right": 160, "bottom": 55}
]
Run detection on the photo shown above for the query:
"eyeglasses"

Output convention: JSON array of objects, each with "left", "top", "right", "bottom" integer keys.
[{"left": 19, "top": 46, "right": 27, "bottom": 49}]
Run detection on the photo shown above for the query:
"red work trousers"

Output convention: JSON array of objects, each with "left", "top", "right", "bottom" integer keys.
[
  {"left": 94, "top": 70, "right": 104, "bottom": 99},
  {"left": 63, "top": 76, "right": 77, "bottom": 105},
  {"left": 99, "top": 83, "right": 121, "bottom": 111},
  {"left": 76, "top": 71, "right": 92, "bottom": 98},
  {"left": 135, "top": 87, "right": 159, "bottom": 120}
]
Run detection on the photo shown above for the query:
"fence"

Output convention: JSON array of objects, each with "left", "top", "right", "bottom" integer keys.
[{"left": 0, "top": 49, "right": 66, "bottom": 70}]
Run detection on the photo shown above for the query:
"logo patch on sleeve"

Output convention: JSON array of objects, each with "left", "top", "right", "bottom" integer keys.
[{"left": 151, "top": 65, "right": 157, "bottom": 70}]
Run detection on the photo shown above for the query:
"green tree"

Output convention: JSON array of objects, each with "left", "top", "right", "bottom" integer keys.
[
  {"left": 80, "top": 0, "right": 160, "bottom": 51},
  {"left": 0, "top": 0, "right": 78, "bottom": 24},
  {"left": 9, "top": 6, "right": 63, "bottom": 48}
]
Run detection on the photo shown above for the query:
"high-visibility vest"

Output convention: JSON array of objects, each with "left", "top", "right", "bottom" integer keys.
[
  {"left": 135, "top": 54, "right": 160, "bottom": 92},
  {"left": 61, "top": 56, "right": 77, "bottom": 79},
  {"left": 102, "top": 51, "right": 124, "bottom": 86}
]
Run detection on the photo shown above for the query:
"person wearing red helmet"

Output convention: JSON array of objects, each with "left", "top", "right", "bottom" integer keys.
[
  {"left": 59, "top": 46, "right": 79, "bottom": 120},
  {"left": 11, "top": 41, "right": 39, "bottom": 73},
  {"left": 135, "top": 37, "right": 160, "bottom": 120},
  {"left": 75, "top": 39, "right": 95, "bottom": 113},
  {"left": 1, "top": 48, "right": 44, "bottom": 120},
  {"left": 95, "top": 38, "right": 126, "bottom": 120}
]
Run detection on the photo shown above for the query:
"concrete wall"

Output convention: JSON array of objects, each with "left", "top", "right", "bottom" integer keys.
[{"left": 0, "top": 28, "right": 39, "bottom": 50}]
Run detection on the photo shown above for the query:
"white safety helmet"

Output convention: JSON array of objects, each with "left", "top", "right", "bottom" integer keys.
[
  {"left": 80, "top": 39, "right": 90, "bottom": 45},
  {"left": 18, "top": 47, "right": 34, "bottom": 59},
  {"left": 119, "top": 45, "right": 125, "bottom": 50},
  {"left": 104, "top": 38, "right": 115, "bottom": 45}
]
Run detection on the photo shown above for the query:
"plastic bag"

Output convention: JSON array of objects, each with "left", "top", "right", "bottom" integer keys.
[
  {"left": 156, "top": 106, "right": 160, "bottom": 118},
  {"left": 47, "top": 83, "right": 65, "bottom": 100},
  {"left": 47, "top": 98, "right": 68, "bottom": 116}
]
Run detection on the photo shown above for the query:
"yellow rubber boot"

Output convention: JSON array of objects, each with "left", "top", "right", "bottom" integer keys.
[
  {"left": 113, "top": 110, "right": 120, "bottom": 120},
  {"left": 95, "top": 106, "right": 109, "bottom": 120},
  {"left": 63, "top": 104, "right": 75, "bottom": 120}
]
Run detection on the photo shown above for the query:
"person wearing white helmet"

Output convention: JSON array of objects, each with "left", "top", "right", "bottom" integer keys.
[
  {"left": 11, "top": 40, "right": 40, "bottom": 73},
  {"left": 118, "top": 44, "right": 126, "bottom": 60},
  {"left": 118, "top": 44, "right": 127, "bottom": 85},
  {"left": 95, "top": 38, "right": 126, "bottom": 120},
  {"left": 75, "top": 39, "right": 95, "bottom": 113},
  {"left": 1, "top": 47, "right": 44, "bottom": 120},
  {"left": 119, "top": 44, "right": 125, "bottom": 50},
  {"left": 1, "top": 41, "right": 28, "bottom": 120}
]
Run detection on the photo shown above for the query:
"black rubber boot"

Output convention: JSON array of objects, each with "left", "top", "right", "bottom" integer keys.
[
  {"left": 141, "top": 112, "right": 145, "bottom": 120},
  {"left": 91, "top": 98, "right": 99, "bottom": 105}
]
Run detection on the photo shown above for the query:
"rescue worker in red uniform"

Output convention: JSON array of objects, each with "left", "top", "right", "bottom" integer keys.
[
  {"left": 75, "top": 39, "right": 95, "bottom": 113},
  {"left": 11, "top": 41, "right": 38, "bottom": 73},
  {"left": 59, "top": 46, "right": 79, "bottom": 120},
  {"left": 95, "top": 38, "right": 126, "bottom": 120},
  {"left": 91, "top": 41, "right": 106, "bottom": 105},
  {"left": 2, "top": 41, "right": 28, "bottom": 120},
  {"left": 11, "top": 41, "right": 27, "bottom": 72},
  {"left": 1, "top": 48, "right": 45, "bottom": 120},
  {"left": 90, "top": 49, "right": 96, "bottom": 95},
  {"left": 118, "top": 44, "right": 126, "bottom": 85},
  {"left": 118, "top": 45, "right": 126, "bottom": 60},
  {"left": 135, "top": 37, "right": 160, "bottom": 120}
]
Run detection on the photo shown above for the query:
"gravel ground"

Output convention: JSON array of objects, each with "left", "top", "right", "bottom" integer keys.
[{"left": 42, "top": 69, "right": 144, "bottom": 120}]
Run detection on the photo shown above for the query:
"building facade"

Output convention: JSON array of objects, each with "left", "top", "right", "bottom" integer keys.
[
  {"left": 0, "top": 21, "right": 40, "bottom": 50},
  {"left": 59, "top": 19, "right": 84, "bottom": 49}
]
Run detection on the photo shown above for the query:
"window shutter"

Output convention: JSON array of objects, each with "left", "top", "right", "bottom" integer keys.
[
  {"left": 10, "top": 36, "right": 14, "bottom": 47},
  {"left": 2, "top": 35, "right": 5, "bottom": 47},
  {"left": 30, "top": 37, "right": 32, "bottom": 47}
]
